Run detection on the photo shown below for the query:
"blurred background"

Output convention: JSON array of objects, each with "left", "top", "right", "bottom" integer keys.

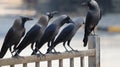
[{"left": 0, "top": 0, "right": 120, "bottom": 67}]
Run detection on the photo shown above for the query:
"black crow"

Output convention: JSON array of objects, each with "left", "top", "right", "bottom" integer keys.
[
  {"left": 82, "top": 0, "right": 101, "bottom": 47},
  {"left": 0, "top": 16, "right": 32, "bottom": 58},
  {"left": 14, "top": 15, "right": 50, "bottom": 56},
  {"left": 46, "top": 17, "right": 84, "bottom": 53}
]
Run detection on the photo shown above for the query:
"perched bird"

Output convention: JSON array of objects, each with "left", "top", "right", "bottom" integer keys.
[
  {"left": 14, "top": 12, "right": 57, "bottom": 56},
  {"left": 82, "top": 0, "right": 101, "bottom": 47},
  {"left": 31, "top": 15, "right": 73, "bottom": 55},
  {"left": 0, "top": 16, "right": 32, "bottom": 58},
  {"left": 46, "top": 17, "right": 84, "bottom": 53}
]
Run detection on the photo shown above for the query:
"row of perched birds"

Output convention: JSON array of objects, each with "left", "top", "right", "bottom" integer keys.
[{"left": 0, "top": 0, "right": 101, "bottom": 58}]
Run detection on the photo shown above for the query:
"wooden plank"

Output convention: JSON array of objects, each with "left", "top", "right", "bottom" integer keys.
[
  {"left": 23, "top": 63, "right": 27, "bottom": 67},
  {"left": 59, "top": 59, "right": 63, "bottom": 67},
  {"left": 88, "top": 35, "right": 100, "bottom": 67},
  {"left": 48, "top": 60, "right": 52, "bottom": 67},
  {"left": 70, "top": 58, "right": 74, "bottom": 67},
  {"left": 80, "top": 57, "right": 84, "bottom": 67},
  {"left": 35, "top": 62, "right": 40, "bottom": 67},
  {"left": 0, "top": 49, "right": 95, "bottom": 66}
]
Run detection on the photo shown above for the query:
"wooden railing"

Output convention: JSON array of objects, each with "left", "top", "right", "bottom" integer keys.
[{"left": 0, "top": 35, "right": 100, "bottom": 67}]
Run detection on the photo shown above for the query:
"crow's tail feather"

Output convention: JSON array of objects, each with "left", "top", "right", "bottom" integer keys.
[
  {"left": 83, "top": 35, "right": 88, "bottom": 47},
  {"left": 0, "top": 44, "right": 9, "bottom": 58}
]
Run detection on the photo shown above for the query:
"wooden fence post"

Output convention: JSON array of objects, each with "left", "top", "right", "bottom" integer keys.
[
  {"left": 70, "top": 58, "right": 74, "bottom": 67},
  {"left": 10, "top": 65, "right": 14, "bottom": 67},
  {"left": 23, "top": 63, "right": 27, "bottom": 67},
  {"left": 80, "top": 57, "right": 84, "bottom": 67},
  {"left": 88, "top": 35, "right": 100, "bottom": 67},
  {"left": 48, "top": 60, "right": 52, "bottom": 67},
  {"left": 59, "top": 59, "right": 63, "bottom": 67},
  {"left": 35, "top": 62, "right": 40, "bottom": 67}
]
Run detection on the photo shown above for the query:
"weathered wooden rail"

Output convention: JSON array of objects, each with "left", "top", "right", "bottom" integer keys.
[{"left": 0, "top": 35, "right": 100, "bottom": 67}]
